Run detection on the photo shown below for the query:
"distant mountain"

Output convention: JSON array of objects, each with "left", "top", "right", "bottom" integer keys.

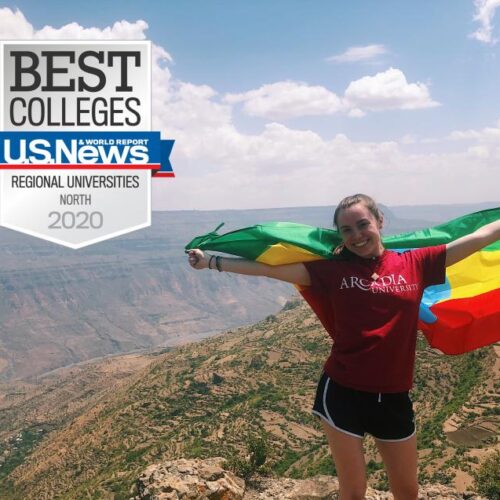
[
  {"left": 0, "top": 299, "right": 497, "bottom": 499},
  {"left": 172, "top": 200, "right": 498, "bottom": 232},
  {"left": 390, "top": 202, "right": 498, "bottom": 223},
  {"left": 0, "top": 212, "right": 293, "bottom": 381},
  {"left": 0, "top": 201, "right": 495, "bottom": 381}
]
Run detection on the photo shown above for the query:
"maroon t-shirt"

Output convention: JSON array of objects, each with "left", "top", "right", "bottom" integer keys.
[{"left": 304, "top": 245, "right": 446, "bottom": 393}]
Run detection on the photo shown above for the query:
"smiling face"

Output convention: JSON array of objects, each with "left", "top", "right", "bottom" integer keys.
[{"left": 336, "top": 202, "right": 384, "bottom": 258}]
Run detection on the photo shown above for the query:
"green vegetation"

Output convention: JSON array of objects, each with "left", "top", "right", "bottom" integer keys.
[
  {"left": 294, "top": 447, "right": 336, "bottom": 478},
  {"left": 474, "top": 450, "right": 500, "bottom": 499},
  {"left": 0, "top": 302, "right": 495, "bottom": 499},
  {"left": 273, "top": 449, "right": 302, "bottom": 475},
  {"left": 416, "top": 348, "right": 488, "bottom": 449},
  {"left": 228, "top": 432, "right": 269, "bottom": 479},
  {"left": 366, "top": 459, "right": 383, "bottom": 474},
  {"left": 0, "top": 426, "right": 51, "bottom": 481},
  {"left": 301, "top": 340, "right": 324, "bottom": 353},
  {"left": 430, "top": 469, "right": 455, "bottom": 485}
]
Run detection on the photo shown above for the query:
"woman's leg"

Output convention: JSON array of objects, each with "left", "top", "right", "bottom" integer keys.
[
  {"left": 374, "top": 434, "right": 418, "bottom": 500},
  {"left": 320, "top": 420, "right": 367, "bottom": 500}
]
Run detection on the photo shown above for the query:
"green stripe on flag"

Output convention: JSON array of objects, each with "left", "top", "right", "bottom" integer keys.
[{"left": 185, "top": 207, "right": 500, "bottom": 259}]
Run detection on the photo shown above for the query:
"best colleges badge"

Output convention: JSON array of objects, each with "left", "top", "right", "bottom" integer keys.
[{"left": 0, "top": 41, "right": 174, "bottom": 248}]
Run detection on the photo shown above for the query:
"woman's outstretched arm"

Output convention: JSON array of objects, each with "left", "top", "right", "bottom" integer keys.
[
  {"left": 187, "top": 249, "right": 311, "bottom": 286},
  {"left": 446, "top": 219, "right": 500, "bottom": 267}
]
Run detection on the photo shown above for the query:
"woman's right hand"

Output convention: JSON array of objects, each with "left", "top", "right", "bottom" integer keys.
[{"left": 187, "top": 249, "right": 209, "bottom": 270}]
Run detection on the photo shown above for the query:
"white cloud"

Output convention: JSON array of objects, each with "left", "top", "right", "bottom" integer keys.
[
  {"left": 448, "top": 123, "right": 500, "bottom": 142},
  {"left": 155, "top": 114, "right": 500, "bottom": 209},
  {"left": 467, "top": 145, "right": 490, "bottom": 157},
  {"left": 400, "top": 134, "right": 417, "bottom": 145},
  {"left": 225, "top": 81, "right": 344, "bottom": 120},
  {"left": 347, "top": 108, "right": 366, "bottom": 118},
  {"left": 470, "top": 0, "right": 500, "bottom": 44},
  {"left": 0, "top": 8, "right": 34, "bottom": 38},
  {"left": 34, "top": 19, "right": 149, "bottom": 40},
  {"left": 0, "top": 7, "right": 150, "bottom": 41},
  {"left": 447, "top": 129, "right": 481, "bottom": 141},
  {"left": 344, "top": 68, "right": 440, "bottom": 111},
  {"left": 153, "top": 121, "right": 500, "bottom": 210},
  {"left": 327, "top": 44, "right": 387, "bottom": 63},
  {"left": 226, "top": 68, "right": 438, "bottom": 120}
]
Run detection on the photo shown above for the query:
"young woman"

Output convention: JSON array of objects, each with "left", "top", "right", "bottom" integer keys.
[{"left": 188, "top": 194, "right": 500, "bottom": 500}]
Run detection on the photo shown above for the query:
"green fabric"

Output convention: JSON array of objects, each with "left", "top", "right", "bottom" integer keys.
[
  {"left": 186, "top": 222, "right": 339, "bottom": 260},
  {"left": 185, "top": 207, "right": 500, "bottom": 258},
  {"left": 384, "top": 207, "right": 500, "bottom": 251}
]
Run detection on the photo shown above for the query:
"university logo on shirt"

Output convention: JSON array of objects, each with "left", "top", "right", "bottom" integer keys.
[{"left": 339, "top": 273, "right": 418, "bottom": 293}]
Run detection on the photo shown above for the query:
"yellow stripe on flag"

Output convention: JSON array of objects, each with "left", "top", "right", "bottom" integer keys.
[
  {"left": 257, "top": 243, "right": 324, "bottom": 265},
  {"left": 446, "top": 250, "right": 500, "bottom": 301}
]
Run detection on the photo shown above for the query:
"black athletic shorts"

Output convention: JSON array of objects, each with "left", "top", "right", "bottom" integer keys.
[{"left": 312, "top": 373, "right": 415, "bottom": 441}]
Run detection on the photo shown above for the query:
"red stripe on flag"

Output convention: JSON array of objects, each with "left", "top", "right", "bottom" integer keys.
[{"left": 420, "top": 288, "right": 500, "bottom": 354}]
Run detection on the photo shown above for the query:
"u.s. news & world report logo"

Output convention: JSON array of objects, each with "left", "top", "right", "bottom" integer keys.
[{"left": 0, "top": 41, "right": 174, "bottom": 249}]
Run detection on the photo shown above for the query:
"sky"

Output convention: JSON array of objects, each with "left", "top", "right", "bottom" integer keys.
[{"left": 1, "top": 0, "right": 500, "bottom": 210}]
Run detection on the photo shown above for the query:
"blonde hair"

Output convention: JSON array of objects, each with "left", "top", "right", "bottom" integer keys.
[{"left": 333, "top": 193, "right": 383, "bottom": 229}]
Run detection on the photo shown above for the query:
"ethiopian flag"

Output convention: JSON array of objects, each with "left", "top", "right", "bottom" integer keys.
[{"left": 185, "top": 208, "right": 500, "bottom": 355}]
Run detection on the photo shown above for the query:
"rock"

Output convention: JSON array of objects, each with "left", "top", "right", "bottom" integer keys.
[
  {"left": 244, "top": 477, "right": 488, "bottom": 500},
  {"left": 462, "top": 491, "right": 479, "bottom": 499},
  {"left": 134, "top": 457, "right": 487, "bottom": 500},
  {"left": 287, "top": 476, "right": 339, "bottom": 499},
  {"left": 244, "top": 475, "right": 339, "bottom": 499},
  {"left": 364, "top": 487, "right": 392, "bottom": 499},
  {"left": 134, "top": 458, "right": 245, "bottom": 499},
  {"left": 417, "top": 484, "right": 487, "bottom": 499}
]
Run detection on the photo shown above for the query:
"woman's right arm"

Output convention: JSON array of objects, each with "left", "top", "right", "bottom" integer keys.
[{"left": 187, "top": 249, "right": 311, "bottom": 286}]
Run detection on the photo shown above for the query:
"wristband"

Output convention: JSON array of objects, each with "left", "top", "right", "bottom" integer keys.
[
  {"left": 208, "top": 255, "right": 215, "bottom": 270},
  {"left": 215, "top": 256, "right": 223, "bottom": 272}
]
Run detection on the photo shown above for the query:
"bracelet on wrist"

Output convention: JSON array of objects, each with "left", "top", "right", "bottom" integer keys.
[
  {"left": 208, "top": 255, "right": 215, "bottom": 270},
  {"left": 215, "top": 256, "right": 223, "bottom": 272}
]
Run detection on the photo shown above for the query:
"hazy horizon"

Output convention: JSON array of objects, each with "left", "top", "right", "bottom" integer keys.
[{"left": 153, "top": 200, "right": 500, "bottom": 212}]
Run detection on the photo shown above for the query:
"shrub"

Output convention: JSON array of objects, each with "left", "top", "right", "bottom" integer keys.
[
  {"left": 228, "top": 433, "right": 269, "bottom": 479},
  {"left": 474, "top": 450, "right": 500, "bottom": 499}
]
